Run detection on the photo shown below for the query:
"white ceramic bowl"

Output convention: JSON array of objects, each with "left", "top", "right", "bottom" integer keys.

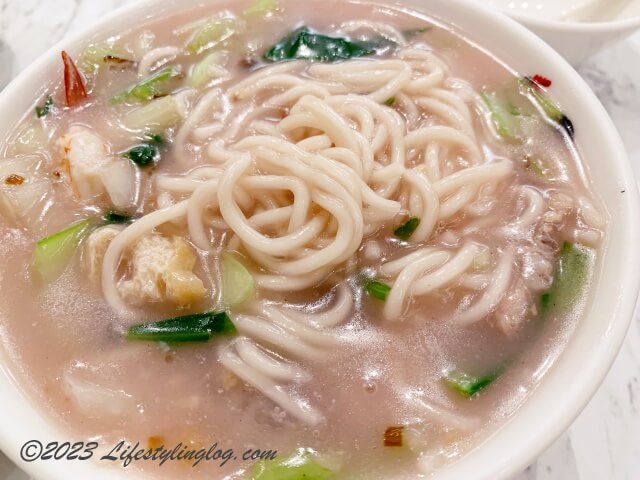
[
  {"left": 0, "top": 0, "right": 638, "bottom": 479},
  {"left": 480, "top": 0, "right": 640, "bottom": 64}
]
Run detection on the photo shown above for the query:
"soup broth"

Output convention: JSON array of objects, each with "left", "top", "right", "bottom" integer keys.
[{"left": 0, "top": 0, "right": 605, "bottom": 478}]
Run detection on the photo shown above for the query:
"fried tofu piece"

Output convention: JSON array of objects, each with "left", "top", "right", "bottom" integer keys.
[{"left": 118, "top": 234, "right": 206, "bottom": 306}]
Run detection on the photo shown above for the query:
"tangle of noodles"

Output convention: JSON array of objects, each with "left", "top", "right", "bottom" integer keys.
[{"left": 96, "top": 41, "right": 589, "bottom": 429}]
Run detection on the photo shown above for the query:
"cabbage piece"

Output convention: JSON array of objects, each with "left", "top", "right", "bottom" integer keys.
[
  {"left": 221, "top": 252, "right": 255, "bottom": 307},
  {"left": 122, "top": 91, "right": 193, "bottom": 130},
  {"left": 242, "top": 0, "right": 279, "bottom": 20},
  {"left": 189, "top": 52, "right": 227, "bottom": 88},
  {"left": 33, "top": 219, "right": 96, "bottom": 283},
  {"left": 186, "top": 18, "right": 238, "bottom": 55},
  {"left": 540, "top": 242, "right": 591, "bottom": 314},
  {"left": 80, "top": 42, "right": 131, "bottom": 74},
  {"left": 251, "top": 449, "right": 334, "bottom": 480},
  {"left": 0, "top": 156, "right": 50, "bottom": 227},
  {"left": 111, "top": 67, "right": 181, "bottom": 104},
  {"left": 480, "top": 91, "right": 519, "bottom": 140}
]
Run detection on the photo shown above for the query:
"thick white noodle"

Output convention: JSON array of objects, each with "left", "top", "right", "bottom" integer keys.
[{"left": 97, "top": 42, "right": 590, "bottom": 426}]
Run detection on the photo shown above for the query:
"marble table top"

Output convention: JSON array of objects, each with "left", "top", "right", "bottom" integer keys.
[{"left": 0, "top": 1, "right": 639, "bottom": 479}]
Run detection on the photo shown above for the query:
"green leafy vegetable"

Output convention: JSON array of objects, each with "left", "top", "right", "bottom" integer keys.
[
  {"left": 122, "top": 95, "right": 184, "bottom": 130},
  {"left": 384, "top": 97, "right": 396, "bottom": 107},
  {"left": 221, "top": 252, "right": 255, "bottom": 307},
  {"left": 394, "top": 216, "right": 421, "bottom": 240},
  {"left": 445, "top": 370, "right": 498, "bottom": 398},
  {"left": 521, "top": 77, "right": 574, "bottom": 139},
  {"left": 33, "top": 219, "right": 95, "bottom": 282},
  {"left": 264, "top": 26, "right": 376, "bottom": 63},
  {"left": 186, "top": 18, "right": 237, "bottom": 55},
  {"left": 242, "top": 0, "right": 279, "bottom": 19},
  {"left": 126, "top": 311, "right": 236, "bottom": 343},
  {"left": 189, "top": 52, "right": 225, "bottom": 88},
  {"left": 251, "top": 449, "right": 334, "bottom": 480},
  {"left": 123, "top": 143, "right": 160, "bottom": 167},
  {"left": 80, "top": 42, "right": 133, "bottom": 74},
  {"left": 35, "top": 96, "right": 54, "bottom": 118},
  {"left": 103, "top": 211, "right": 132, "bottom": 224},
  {"left": 540, "top": 242, "right": 591, "bottom": 314},
  {"left": 111, "top": 67, "right": 181, "bottom": 104},
  {"left": 147, "top": 133, "right": 165, "bottom": 145},
  {"left": 366, "top": 280, "right": 391, "bottom": 301},
  {"left": 481, "top": 91, "right": 519, "bottom": 140}
]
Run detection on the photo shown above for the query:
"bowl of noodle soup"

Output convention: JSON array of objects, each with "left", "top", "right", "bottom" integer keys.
[{"left": 0, "top": 0, "right": 638, "bottom": 479}]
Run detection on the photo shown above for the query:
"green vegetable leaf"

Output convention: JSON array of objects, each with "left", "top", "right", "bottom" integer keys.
[
  {"left": 243, "top": 0, "right": 279, "bottom": 19},
  {"left": 521, "top": 77, "right": 574, "bottom": 139},
  {"left": 221, "top": 252, "right": 255, "bottom": 307},
  {"left": 33, "top": 219, "right": 95, "bottom": 283},
  {"left": 251, "top": 449, "right": 334, "bottom": 480},
  {"left": 384, "top": 97, "right": 396, "bottom": 106},
  {"left": 394, "top": 216, "right": 420, "bottom": 240},
  {"left": 122, "top": 95, "right": 184, "bottom": 130},
  {"left": 365, "top": 280, "right": 391, "bottom": 301},
  {"left": 123, "top": 143, "right": 160, "bottom": 167},
  {"left": 103, "top": 211, "right": 132, "bottom": 224},
  {"left": 186, "top": 18, "right": 237, "bottom": 55},
  {"left": 444, "top": 370, "right": 498, "bottom": 398},
  {"left": 111, "top": 67, "right": 181, "bottom": 104},
  {"left": 147, "top": 133, "right": 165, "bottom": 145},
  {"left": 126, "top": 311, "right": 236, "bottom": 343},
  {"left": 540, "top": 242, "right": 591, "bottom": 315},
  {"left": 264, "top": 26, "right": 376, "bottom": 63},
  {"left": 481, "top": 91, "right": 519, "bottom": 140},
  {"left": 35, "top": 95, "right": 54, "bottom": 118},
  {"left": 189, "top": 52, "right": 223, "bottom": 88}
]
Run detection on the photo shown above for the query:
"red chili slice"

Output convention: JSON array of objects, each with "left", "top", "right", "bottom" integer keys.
[
  {"left": 61, "top": 51, "right": 88, "bottom": 107},
  {"left": 532, "top": 74, "right": 552, "bottom": 88}
]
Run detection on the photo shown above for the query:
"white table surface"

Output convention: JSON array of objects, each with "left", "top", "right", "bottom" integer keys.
[{"left": 1, "top": 1, "right": 640, "bottom": 479}]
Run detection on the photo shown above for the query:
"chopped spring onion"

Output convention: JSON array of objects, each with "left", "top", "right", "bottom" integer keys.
[
  {"left": 444, "top": 370, "right": 498, "bottom": 398},
  {"left": 126, "top": 311, "right": 236, "bottom": 343},
  {"left": 365, "top": 280, "right": 391, "bottom": 301},
  {"left": 111, "top": 67, "right": 181, "bottom": 104},
  {"left": 103, "top": 211, "right": 132, "bottom": 224},
  {"left": 221, "top": 252, "right": 255, "bottom": 307},
  {"left": 384, "top": 96, "right": 396, "bottom": 106},
  {"left": 251, "top": 449, "right": 334, "bottom": 480},
  {"left": 242, "top": 0, "right": 279, "bottom": 19},
  {"left": 61, "top": 51, "right": 88, "bottom": 107},
  {"left": 123, "top": 143, "right": 160, "bottom": 167},
  {"left": 540, "top": 242, "right": 591, "bottom": 314},
  {"left": 186, "top": 18, "right": 237, "bottom": 55},
  {"left": 33, "top": 219, "right": 95, "bottom": 282},
  {"left": 264, "top": 27, "right": 376, "bottom": 63},
  {"left": 521, "top": 77, "right": 574, "bottom": 139},
  {"left": 122, "top": 94, "right": 186, "bottom": 130},
  {"left": 189, "top": 52, "right": 226, "bottom": 88},
  {"left": 383, "top": 426, "right": 405, "bottom": 447},
  {"left": 394, "top": 216, "right": 420, "bottom": 240},
  {"left": 481, "top": 91, "right": 518, "bottom": 140},
  {"left": 35, "top": 96, "right": 54, "bottom": 118}
]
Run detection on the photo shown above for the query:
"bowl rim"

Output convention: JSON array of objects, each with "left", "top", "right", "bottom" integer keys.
[{"left": 0, "top": 0, "right": 639, "bottom": 479}]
